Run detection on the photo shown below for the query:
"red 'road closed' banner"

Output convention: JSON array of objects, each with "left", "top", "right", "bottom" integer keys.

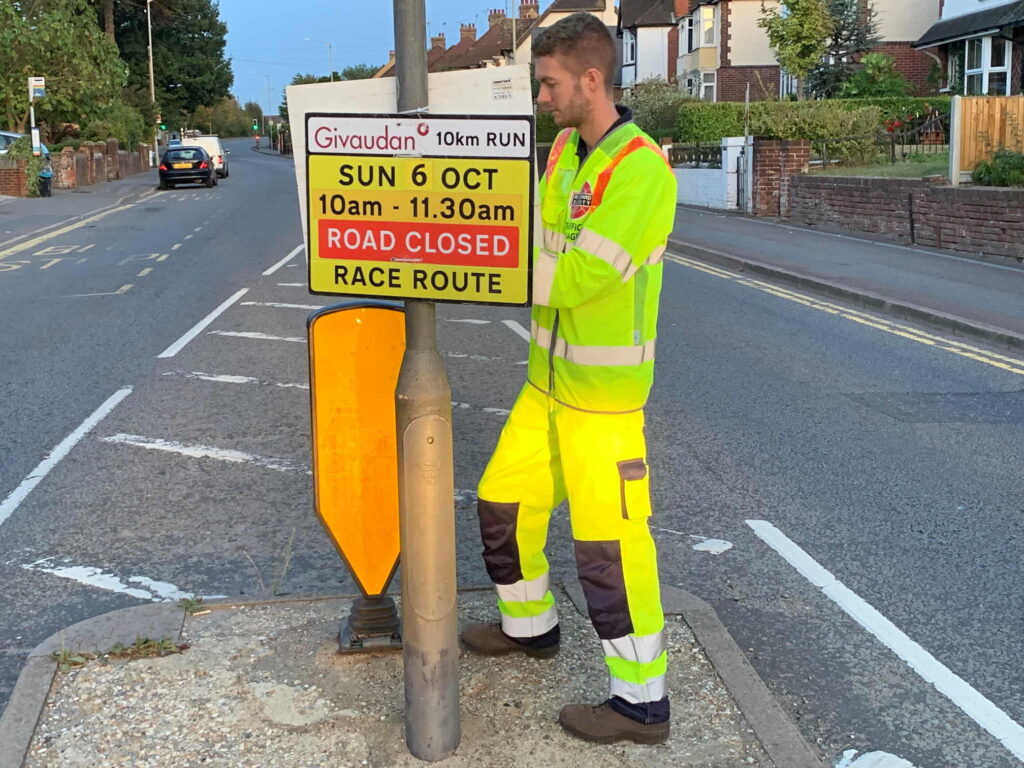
[{"left": 318, "top": 219, "right": 520, "bottom": 269}]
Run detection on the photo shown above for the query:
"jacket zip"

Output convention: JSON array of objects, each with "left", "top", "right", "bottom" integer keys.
[{"left": 548, "top": 309, "right": 560, "bottom": 396}]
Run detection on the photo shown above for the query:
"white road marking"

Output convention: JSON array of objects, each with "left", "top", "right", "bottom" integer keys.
[
  {"left": 193, "top": 227, "right": 203, "bottom": 232},
  {"left": 101, "top": 433, "right": 310, "bottom": 474},
  {"left": 0, "top": 388, "right": 133, "bottom": 529},
  {"left": 747, "top": 519, "right": 1024, "bottom": 763},
  {"left": 162, "top": 371, "right": 308, "bottom": 390},
  {"left": 184, "top": 234, "right": 193, "bottom": 240},
  {"left": 277, "top": 282, "right": 305, "bottom": 287},
  {"left": 137, "top": 267, "right": 153, "bottom": 277},
  {"left": 171, "top": 243, "right": 182, "bottom": 250},
  {"left": 482, "top": 407, "right": 511, "bottom": 417},
  {"left": 836, "top": 750, "right": 916, "bottom": 768},
  {"left": 64, "top": 283, "right": 133, "bottom": 298},
  {"left": 22, "top": 560, "right": 225, "bottom": 602},
  {"left": 502, "top": 319, "right": 531, "bottom": 342},
  {"left": 445, "top": 319, "right": 490, "bottom": 325},
  {"left": 691, "top": 538, "right": 733, "bottom": 555},
  {"left": 208, "top": 330, "right": 306, "bottom": 343},
  {"left": 263, "top": 243, "right": 304, "bottom": 276},
  {"left": 157, "top": 288, "right": 248, "bottom": 358},
  {"left": 241, "top": 301, "right": 323, "bottom": 310}
]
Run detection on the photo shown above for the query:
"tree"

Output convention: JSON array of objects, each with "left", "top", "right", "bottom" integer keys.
[
  {"left": 243, "top": 101, "right": 263, "bottom": 123},
  {"left": 114, "top": 0, "right": 232, "bottom": 122},
  {"left": 838, "top": 53, "right": 910, "bottom": 97},
  {"left": 758, "top": 0, "right": 833, "bottom": 100},
  {"left": 0, "top": 0, "right": 126, "bottom": 132},
  {"left": 807, "top": 0, "right": 880, "bottom": 98},
  {"left": 340, "top": 64, "right": 379, "bottom": 81}
]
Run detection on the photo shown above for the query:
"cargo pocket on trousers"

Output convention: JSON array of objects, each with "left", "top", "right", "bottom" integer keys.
[{"left": 617, "top": 459, "right": 651, "bottom": 520}]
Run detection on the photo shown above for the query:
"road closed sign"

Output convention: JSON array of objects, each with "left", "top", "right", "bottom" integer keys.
[{"left": 305, "top": 113, "right": 534, "bottom": 305}]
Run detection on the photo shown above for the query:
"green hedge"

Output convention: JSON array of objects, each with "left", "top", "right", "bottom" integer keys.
[
  {"left": 831, "top": 96, "right": 951, "bottom": 121},
  {"left": 973, "top": 150, "right": 1024, "bottom": 187},
  {"left": 678, "top": 101, "right": 879, "bottom": 145},
  {"left": 677, "top": 102, "right": 745, "bottom": 143}
]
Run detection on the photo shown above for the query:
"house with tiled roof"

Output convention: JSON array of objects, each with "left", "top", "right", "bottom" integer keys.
[
  {"left": 514, "top": 0, "right": 620, "bottom": 66},
  {"left": 619, "top": 0, "right": 677, "bottom": 90}
]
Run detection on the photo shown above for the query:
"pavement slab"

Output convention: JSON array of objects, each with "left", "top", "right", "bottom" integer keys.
[{"left": 5, "top": 587, "right": 824, "bottom": 768}]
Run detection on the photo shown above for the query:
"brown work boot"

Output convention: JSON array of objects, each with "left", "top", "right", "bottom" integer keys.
[
  {"left": 559, "top": 701, "right": 670, "bottom": 745},
  {"left": 460, "top": 622, "right": 559, "bottom": 659}
]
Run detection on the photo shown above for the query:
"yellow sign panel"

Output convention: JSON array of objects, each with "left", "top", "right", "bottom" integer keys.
[
  {"left": 305, "top": 113, "right": 534, "bottom": 305},
  {"left": 309, "top": 302, "right": 404, "bottom": 597}
]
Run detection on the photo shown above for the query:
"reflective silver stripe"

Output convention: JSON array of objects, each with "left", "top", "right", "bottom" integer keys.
[
  {"left": 533, "top": 249, "right": 558, "bottom": 306},
  {"left": 601, "top": 632, "right": 666, "bottom": 665},
  {"left": 500, "top": 605, "right": 559, "bottom": 639},
  {"left": 575, "top": 229, "right": 633, "bottom": 276},
  {"left": 495, "top": 572, "right": 551, "bottom": 605},
  {"left": 531, "top": 326, "right": 656, "bottom": 366},
  {"left": 543, "top": 227, "right": 566, "bottom": 253},
  {"left": 609, "top": 674, "right": 667, "bottom": 704},
  {"left": 623, "top": 244, "right": 667, "bottom": 281}
]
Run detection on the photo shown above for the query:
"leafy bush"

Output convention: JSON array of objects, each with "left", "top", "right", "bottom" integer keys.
[
  {"left": 678, "top": 102, "right": 745, "bottom": 143},
  {"left": 82, "top": 103, "right": 146, "bottom": 149},
  {"left": 973, "top": 150, "right": 1024, "bottom": 187},
  {"left": 624, "top": 77, "right": 695, "bottom": 140},
  {"left": 838, "top": 54, "right": 911, "bottom": 98},
  {"left": 6, "top": 136, "right": 46, "bottom": 197},
  {"left": 833, "top": 96, "right": 951, "bottom": 122}
]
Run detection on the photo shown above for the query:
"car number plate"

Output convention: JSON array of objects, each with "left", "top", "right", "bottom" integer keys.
[{"left": 172, "top": 163, "right": 191, "bottom": 169}]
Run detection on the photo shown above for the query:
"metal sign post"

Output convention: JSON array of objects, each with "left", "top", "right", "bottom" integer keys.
[
  {"left": 392, "top": 1, "right": 458, "bottom": 760},
  {"left": 28, "top": 77, "right": 44, "bottom": 157}
]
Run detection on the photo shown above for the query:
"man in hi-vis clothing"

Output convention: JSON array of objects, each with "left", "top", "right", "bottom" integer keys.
[{"left": 460, "top": 12, "right": 677, "bottom": 745}]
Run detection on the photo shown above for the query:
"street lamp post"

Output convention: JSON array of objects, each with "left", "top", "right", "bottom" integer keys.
[
  {"left": 146, "top": 0, "right": 158, "bottom": 164},
  {"left": 304, "top": 38, "right": 334, "bottom": 81}
]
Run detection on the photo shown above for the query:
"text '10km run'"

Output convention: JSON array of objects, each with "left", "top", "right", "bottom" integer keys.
[{"left": 305, "top": 113, "right": 535, "bottom": 305}]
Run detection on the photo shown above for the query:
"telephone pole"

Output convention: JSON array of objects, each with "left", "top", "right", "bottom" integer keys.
[{"left": 392, "top": 0, "right": 460, "bottom": 761}]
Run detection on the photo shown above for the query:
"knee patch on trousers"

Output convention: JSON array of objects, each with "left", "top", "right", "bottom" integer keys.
[
  {"left": 478, "top": 499, "right": 524, "bottom": 585},
  {"left": 574, "top": 539, "right": 633, "bottom": 639}
]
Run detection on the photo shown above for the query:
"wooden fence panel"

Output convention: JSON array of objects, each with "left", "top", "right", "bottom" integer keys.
[{"left": 959, "top": 95, "right": 1024, "bottom": 172}]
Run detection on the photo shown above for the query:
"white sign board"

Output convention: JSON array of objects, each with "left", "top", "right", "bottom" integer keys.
[{"left": 287, "top": 65, "right": 537, "bottom": 267}]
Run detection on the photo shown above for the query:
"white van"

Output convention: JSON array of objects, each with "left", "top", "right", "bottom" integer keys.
[{"left": 191, "top": 135, "right": 229, "bottom": 178}]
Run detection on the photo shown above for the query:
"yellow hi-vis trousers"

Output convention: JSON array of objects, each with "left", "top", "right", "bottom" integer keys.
[{"left": 477, "top": 384, "right": 667, "bottom": 705}]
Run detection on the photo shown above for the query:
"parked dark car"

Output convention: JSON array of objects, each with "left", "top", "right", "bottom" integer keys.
[{"left": 158, "top": 146, "right": 217, "bottom": 189}]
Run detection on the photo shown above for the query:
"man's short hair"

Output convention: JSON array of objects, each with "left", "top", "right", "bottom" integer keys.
[{"left": 533, "top": 12, "right": 617, "bottom": 92}]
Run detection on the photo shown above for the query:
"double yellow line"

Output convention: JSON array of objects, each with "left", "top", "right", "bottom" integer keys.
[{"left": 666, "top": 253, "right": 1024, "bottom": 377}]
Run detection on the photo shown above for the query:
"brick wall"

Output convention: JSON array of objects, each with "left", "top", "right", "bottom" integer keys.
[
  {"left": 718, "top": 65, "right": 781, "bottom": 102},
  {"left": 790, "top": 175, "right": 1024, "bottom": 262},
  {"left": 872, "top": 42, "right": 939, "bottom": 96},
  {"left": 53, "top": 148, "right": 77, "bottom": 189},
  {"left": 752, "top": 138, "right": 810, "bottom": 217},
  {"left": 0, "top": 158, "right": 27, "bottom": 197}
]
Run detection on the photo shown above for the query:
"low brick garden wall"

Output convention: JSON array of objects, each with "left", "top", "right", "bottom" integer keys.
[{"left": 790, "top": 175, "right": 1024, "bottom": 263}]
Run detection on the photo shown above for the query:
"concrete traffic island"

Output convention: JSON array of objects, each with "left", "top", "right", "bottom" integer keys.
[{"left": 3, "top": 587, "right": 822, "bottom": 768}]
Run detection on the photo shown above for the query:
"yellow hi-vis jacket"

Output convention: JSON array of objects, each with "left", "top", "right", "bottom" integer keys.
[{"left": 529, "top": 121, "right": 677, "bottom": 414}]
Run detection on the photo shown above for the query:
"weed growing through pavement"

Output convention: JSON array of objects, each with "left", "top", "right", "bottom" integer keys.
[
  {"left": 177, "top": 595, "right": 204, "bottom": 614},
  {"left": 243, "top": 527, "right": 298, "bottom": 597},
  {"left": 52, "top": 637, "right": 188, "bottom": 673}
]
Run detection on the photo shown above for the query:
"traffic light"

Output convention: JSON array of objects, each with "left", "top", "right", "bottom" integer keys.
[
  {"left": 159, "top": 122, "right": 167, "bottom": 131},
  {"left": 252, "top": 119, "right": 259, "bottom": 132}
]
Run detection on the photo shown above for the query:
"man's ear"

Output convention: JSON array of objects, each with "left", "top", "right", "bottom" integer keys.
[{"left": 582, "top": 67, "right": 603, "bottom": 94}]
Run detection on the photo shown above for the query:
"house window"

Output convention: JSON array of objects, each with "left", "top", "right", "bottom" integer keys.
[
  {"left": 965, "top": 36, "right": 1012, "bottom": 96},
  {"left": 623, "top": 29, "right": 637, "bottom": 65},
  {"left": 683, "top": 17, "right": 694, "bottom": 53},
  {"left": 701, "top": 71, "right": 716, "bottom": 101},
  {"left": 700, "top": 6, "right": 715, "bottom": 47}
]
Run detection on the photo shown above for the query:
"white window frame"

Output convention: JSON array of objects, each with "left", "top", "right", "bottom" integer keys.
[
  {"left": 964, "top": 35, "right": 1012, "bottom": 96},
  {"left": 693, "top": 5, "right": 716, "bottom": 48},
  {"left": 701, "top": 71, "right": 716, "bottom": 101},
  {"left": 623, "top": 28, "right": 637, "bottom": 65}
]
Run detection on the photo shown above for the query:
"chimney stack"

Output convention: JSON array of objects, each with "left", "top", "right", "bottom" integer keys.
[
  {"left": 460, "top": 23, "right": 477, "bottom": 43},
  {"left": 431, "top": 33, "right": 446, "bottom": 51},
  {"left": 488, "top": 8, "right": 506, "bottom": 27},
  {"left": 519, "top": 1, "right": 539, "bottom": 19}
]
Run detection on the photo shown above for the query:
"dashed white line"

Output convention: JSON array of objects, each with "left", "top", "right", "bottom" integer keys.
[
  {"left": 137, "top": 267, "right": 153, "bottom": 277},
  {"left": 241, "top": 301, "right": 323, "bottom": 310},
  {"left": 162, "top": 371, "right": 308, "bottom": 390},
  {"left": 445, "top": 319, "right": 490, "bottom": 325},
  {"left": 101, "top": 433, "right": 310, "bottom": 474},
  {"left": 0, "top": 387, "right": 133, "bottom": 529},
  {"left": 22, "top": 559, "right": 225, "bottom": 602},
  {"left": 157, "top": 288, "right": 248, "bottom": 358},
  {"left": 277, "top": 282, "right": 305, "bottom": 287},
  {"left": 207, "top": 330, "right": 306, "bottom": 343},
  {"left": 502, "top": 319, "right": 531, "bottom": 342},
  {"left": 171, "top": 243, "right": 182, "bottom": 251},
  {"left": 263, "top": 243, "right": 305, "bottom": 276},
  {"left": 746, "top": 519, "right": 1024, "bottom": 763}
]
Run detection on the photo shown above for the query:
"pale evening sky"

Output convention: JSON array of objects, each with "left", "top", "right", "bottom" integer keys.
[{"left": 219, "top": 0, "right": 553, "bottom": 114}]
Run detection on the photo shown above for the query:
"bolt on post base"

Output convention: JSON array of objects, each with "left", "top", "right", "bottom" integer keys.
[{"left": 338, "top": 596, "right": 403, "bottom": 653}]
